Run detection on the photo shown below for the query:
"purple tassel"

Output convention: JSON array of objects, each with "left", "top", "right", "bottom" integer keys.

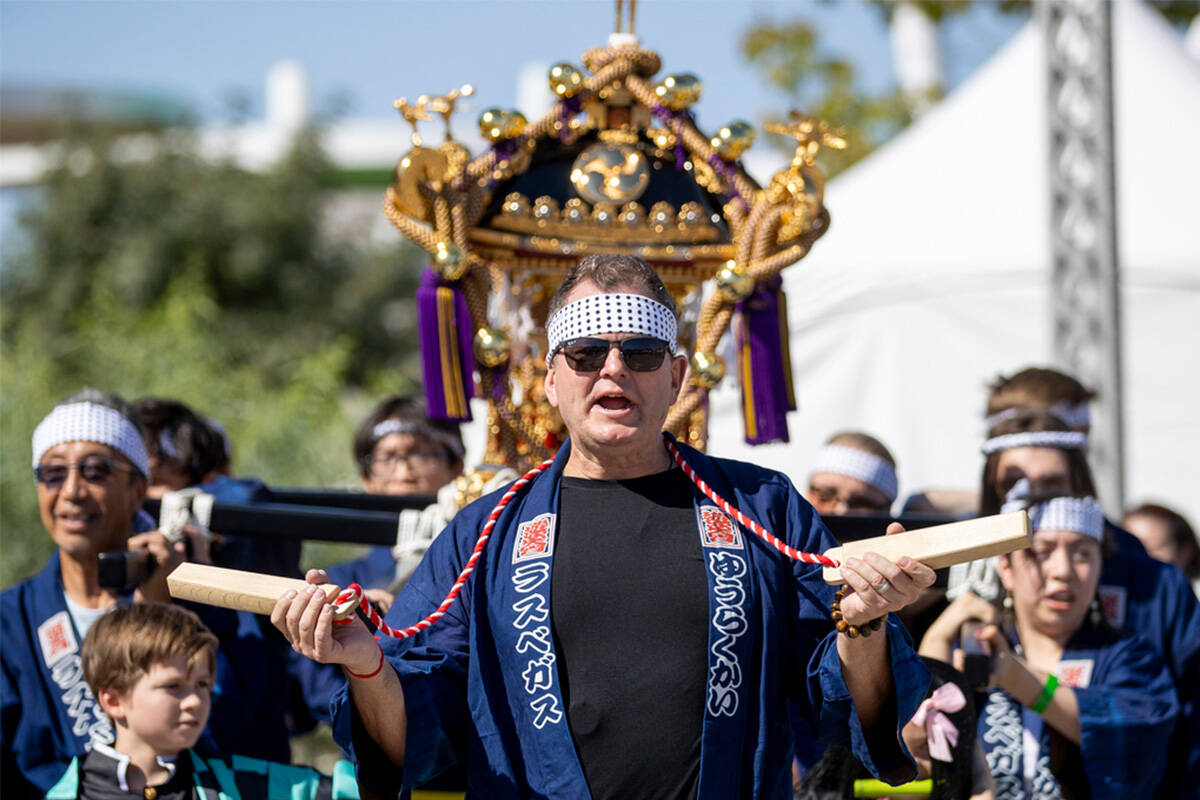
[
  {"left": 417, "top": 269, "right": 475, "bottom": 422},
  {"left": 736, "top": 275, "right": 796, "bottom": 445}
]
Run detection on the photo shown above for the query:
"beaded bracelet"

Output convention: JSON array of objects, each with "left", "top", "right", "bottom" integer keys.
[
  {"left": 1030, "top": 673, "right": 1059, "bottom": 714},
  {"left": 344, "top": 647, "right": 386, "bottom": 680},
  {"left": 831, "top": 585, "right": 886, "bottom": 639}
]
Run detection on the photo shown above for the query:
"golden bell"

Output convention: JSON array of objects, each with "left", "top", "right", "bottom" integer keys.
[
  {"left": 548, "top": 63, "right": 584, "bottom": 99},
  {"left": 715, "top": 261, "right": 755, "bottom": 301},
  {"left": 432, "top": 241, "right": 467, "bottom": 281},
  {"left": 479, "top": 109, "right": 518, "bottom": 143},
  {"left": 690, "top": 351, "right": 725, "bottom": 389},
  {"left": 654, "top": 73, "right": 702, "bottom": 111},
  {"left": 474, "top": 327, "right": 511, "bottom": 368},
  {"left": 710, "top": 121, "right": 756, "bottom": 160},
  {"left": 503, "top": 110, "right": 529, "bottom": 139}
]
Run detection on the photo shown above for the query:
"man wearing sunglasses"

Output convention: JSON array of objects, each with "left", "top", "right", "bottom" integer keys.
[
  {"left": 1, "top": 389, "right": 264, "bottom": 798},
  {"left": 279, "top": 255, "right": 933, "bottom": 799}
]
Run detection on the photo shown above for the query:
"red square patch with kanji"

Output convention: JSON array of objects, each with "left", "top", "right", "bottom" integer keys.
[
  {"left": 514, "top": 514, "right": 556, "bottom": 562},
  {"left": 38, "top": 611, "right": 78, "bottom": 666},
  {"left": 699, "top": 507, "right": 742, "bottom": 549}
]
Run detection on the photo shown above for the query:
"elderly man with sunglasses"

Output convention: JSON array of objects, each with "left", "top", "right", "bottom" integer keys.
[
  {"left": 276, "top": 254, "right": 934, "bottom": 799},
  {"left": 1, "top": 389, "right": 267, "bottom": 798}
]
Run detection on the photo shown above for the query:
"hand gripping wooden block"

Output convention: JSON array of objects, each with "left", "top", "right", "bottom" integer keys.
[
  {"left": 821, "top": 510, "right": 1031, "bottom": 584},
  {"left": 167, "top": 562, "right": 359, "bottom": 619}
]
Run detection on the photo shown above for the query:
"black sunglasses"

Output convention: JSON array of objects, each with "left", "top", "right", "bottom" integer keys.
[
  {"left": 34, "top": 457, "right": 129, "bottom": 488},
  {"left": 555, "top": 337, "right": 670, "bottom": 373}
]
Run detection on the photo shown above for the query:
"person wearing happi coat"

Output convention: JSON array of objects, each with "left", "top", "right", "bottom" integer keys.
[
  {"left": 1, "top": 389, "right": 268, "bottom": 798},
  {"left": 924, "top": 486, "right": 1178, "bottom": 799},
  {"left": 972, "top": 412, "right": 1200, "bottom": 799},
  {"left": 273, "top": 254, "right": 937, "bottom": 799}
]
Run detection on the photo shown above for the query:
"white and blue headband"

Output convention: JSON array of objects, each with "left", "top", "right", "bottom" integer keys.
[
  {"left": 985, "top": 401, "right": 1091, "bottom": 431},
  {"left": 371, "top": 418, "right": 465, "bottom": 461},
  {"left": 32, "top": 401, "right": 150, "bottom": 478},
  {"left": 1001, "top": 479, "right": 1104, "bottom": 540},
  {"left": 545, "top": 292, "right": 677, "bottom": 367},
  {"left": 808, "top": 444, "right": 898, "bottom": 502},
  {"left": 981, "top": 430, "right": 1088, "bottom": 456}
]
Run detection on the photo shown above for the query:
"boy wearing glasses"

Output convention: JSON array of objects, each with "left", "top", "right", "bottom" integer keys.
[
  {"left": 1, "top": 389, "right": 264, "bottom": 798},
  {"left": 276, "top": 255, "right": 935, "bottom": 798}
]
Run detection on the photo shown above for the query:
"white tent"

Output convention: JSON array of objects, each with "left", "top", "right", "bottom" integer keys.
[{"left": 708, "top": 0, "right": 1200, "bottom": 526}]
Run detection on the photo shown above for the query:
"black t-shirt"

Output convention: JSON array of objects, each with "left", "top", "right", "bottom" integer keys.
[{"left": 553, "top": 468, "right": 709, "bottom": 800}]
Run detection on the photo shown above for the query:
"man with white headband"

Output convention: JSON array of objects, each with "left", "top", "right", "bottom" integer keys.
[
  {"left": 0, "top": 388, "right": 264, "bottom": 798},
  {"left": 276, "top": 254, "right": 936, "bottom": 798},
  {"left": 807, "top": 431, "right": 898, "bottom": 516}
]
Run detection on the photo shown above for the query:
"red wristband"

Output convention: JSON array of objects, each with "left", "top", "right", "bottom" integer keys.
[{"left": 344, "top": 647, "right": 385, "bottom": 680}]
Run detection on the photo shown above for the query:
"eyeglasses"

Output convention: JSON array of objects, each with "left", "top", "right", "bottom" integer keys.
[
  {"left": 808, "top": 485, "right": 889, "bottom": 513},
  {"left": 34, "top": 457, "right": 131, "bottom": 488},
  {"left": 364, "top": 448, "right": 447, "bottom": 476},
  {"left": 554, "top": 337, "right": 669, "bottom": 373}
]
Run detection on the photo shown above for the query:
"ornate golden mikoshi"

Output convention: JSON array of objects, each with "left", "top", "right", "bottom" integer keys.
[{"left": 384, "top": 30, "right": 836, "bottom": 468}]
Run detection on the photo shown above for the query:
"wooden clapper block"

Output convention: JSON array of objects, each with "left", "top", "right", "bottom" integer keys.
[
  {"left": 168, "top": 562, "right": 359, "bottom": 619},
  {"left": 822, "top": 510, "right": 1031, "bottom": 584},
  {"left": 168, "top": 512, "right": 1032, "bottom": 615}
]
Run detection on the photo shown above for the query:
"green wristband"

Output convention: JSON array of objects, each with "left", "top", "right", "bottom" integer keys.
[{"left": 1030, "top": 672, "right": 1059, "bottom": 714}]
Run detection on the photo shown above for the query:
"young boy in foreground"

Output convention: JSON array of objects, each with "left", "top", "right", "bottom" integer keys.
[{"left": 47, "top": 603, "right": 357, "bottom": 799}]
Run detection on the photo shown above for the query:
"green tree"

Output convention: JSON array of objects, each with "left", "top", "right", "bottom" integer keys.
[
  {"left": 1, "top": 124, "right": 426, "bottom": 588},
  {"left": 741, "top": 21, "right": 914, "bottom": 178}
]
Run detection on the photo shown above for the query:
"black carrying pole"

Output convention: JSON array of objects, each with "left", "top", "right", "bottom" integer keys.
[{"left": 144, "top": 492, "right": 957, "bottom": 547}]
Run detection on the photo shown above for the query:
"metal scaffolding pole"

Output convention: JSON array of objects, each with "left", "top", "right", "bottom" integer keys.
[{"left": 1042, "top": 0, "right": 1125, "bottom": 514}]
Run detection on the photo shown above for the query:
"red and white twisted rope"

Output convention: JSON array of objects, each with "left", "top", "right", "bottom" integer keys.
[
  {"left": 337, "top": 435, "right": 838, "bottom": 639},
  {"left": 334, "top": 455, "right": 556, "bottom": 640},
  {"left": 663, "top": 437, "right": 840, "bottom": 569}
]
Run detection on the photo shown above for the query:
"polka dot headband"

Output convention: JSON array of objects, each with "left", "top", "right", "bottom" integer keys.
[
  {"left": 546, "top": 293, "right": 677, "bottom": 367},
  {"left": 808, "top": 444, "right": 898, "bottom": 502},
  {"left": 32, "top": 401, "right": 150, "bottom": 478}
]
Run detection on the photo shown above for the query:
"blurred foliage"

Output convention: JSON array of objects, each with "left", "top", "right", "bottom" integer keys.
[
  {"left": 863, "top": 0, "right": 1198, "bottom": 25},
  {"left": 1, "top": 124, "right": 427, "bottom": 588},
  {"left": 741, "top": 21, "right": 915, "bottom": 178}
]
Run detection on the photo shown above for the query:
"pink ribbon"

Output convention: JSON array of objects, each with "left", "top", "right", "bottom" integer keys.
[{"left": 911, "top": 682, "right": 966, "bottom": 762}]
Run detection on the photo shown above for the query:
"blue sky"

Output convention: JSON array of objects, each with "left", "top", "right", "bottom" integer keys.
[{"left": 1, "top": 1, "right": 1024, "bottom": 128}]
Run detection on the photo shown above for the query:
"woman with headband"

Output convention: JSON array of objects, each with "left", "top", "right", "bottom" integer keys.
[
  {"left": 952, "top": 411, "right": 1200, "bottom": 797},
  {"left": 921, "top": 485, "right": 1178, "bottom": 799}
]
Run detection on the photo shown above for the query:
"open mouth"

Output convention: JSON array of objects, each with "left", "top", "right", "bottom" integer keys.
[
  {"left": 594, "top": 393, "right": 633, "bottom": 412},
  {"left": 1043, "top": 590, "right": 1076, "bottom": 611}
]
